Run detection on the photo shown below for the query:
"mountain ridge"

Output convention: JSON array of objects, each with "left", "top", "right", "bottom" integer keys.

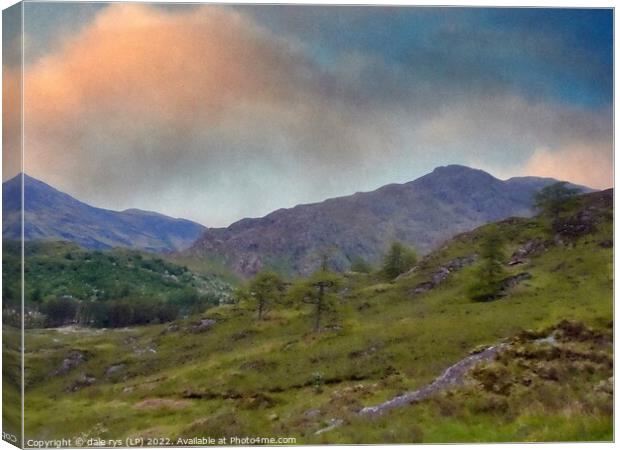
[
  {"left": 185, "top": 165, "right": 592, "bottom": 276},
  {"left": 2, "top": 174, "right": 206, "bottom": 252},
  {"left": 2, "top": 167, "right": 592, "bottom": 269}
]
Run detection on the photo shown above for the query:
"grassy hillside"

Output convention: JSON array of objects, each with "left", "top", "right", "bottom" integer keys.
[{"left": 18, "top": 190, "right": 612, "bottom": 443}]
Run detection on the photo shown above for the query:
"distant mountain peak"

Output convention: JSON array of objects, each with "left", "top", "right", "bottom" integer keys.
[
  {"left": 432, "top": 164, "right": 484, "bottom": 173},
  {"left": 425, "top": 164, "right": 497, "bottom": 180},
  {"left": 187, "top": 165, "right": 591, "bottom": 277},
  {"left": 3, "top": 173, "right": 206, "bottom": 252}
]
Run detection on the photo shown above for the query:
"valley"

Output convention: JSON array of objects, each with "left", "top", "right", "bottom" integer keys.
[
  {"left": 6, "top": 188, "right": 612, "bottom": 444},
  {"left": 2, "top": 4, "right": 613, "bottom": 446}
]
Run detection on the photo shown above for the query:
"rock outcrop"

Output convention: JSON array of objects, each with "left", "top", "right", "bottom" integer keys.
[
  {"left": 508, "top": 239, "right": 546, "bottom": 265},
  {"left": 53, "top": 350, "right": 87, "bottom": 376},
  {"left": 409, "top": 254, "right": 477, "bottom": 297}
]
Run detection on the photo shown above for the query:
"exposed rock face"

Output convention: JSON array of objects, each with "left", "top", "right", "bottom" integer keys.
[
  {"left": 358, "top": 320, "right": 612, "bottom": 422},
  {"left": 105, "top": 363, "right": 127, "bottom": 378},
  {"left": 315, "top": 418, "right": 344, "bottom": 435},
  {"left": 186, "top": 165, "right": 590, "bottom": 277},
  {"left": 409, "top": 254, "right": 477, "bottom": 297},
  {"left": 165, "top": 324, "right": 180, "bottom": 333},
  {"left": 359, "top": 343, "right": 508, "bottom": 417},
  {"left": 53, "top": 350, "right": 87, "bottom": 376},
  {"left": 67, "top": 374, "right": 96, "bottom": 392},
  {"left": 508, "top": 239, "right": 546, "bottom": 265},
  {"left": 410, "top": 281, "right": 434, "bottom": 296},
  {"left": 553, "top": 189, "right": 613, "bottom": 240},
  {"left": 500, "top": 272, "right": 532, "bottom": 292},
  {"left": 189, "top": 318, "right": 216, "bottom": 333},
  {"left": 554, "top": 211, "right": 596, "bottom": 238}
]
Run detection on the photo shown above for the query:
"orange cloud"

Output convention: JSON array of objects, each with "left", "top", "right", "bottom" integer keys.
[
  {"left": 21, "top": 4, "right": 390, "bottom": 175},
  {"left": 3, "top": 66, "right": 21, "bottom": 180},
  {"left": 16, "top": 4, "right": 396, "bottom": 223},
  {"left": 521, "top": 146, "right": 613, "bottom": 189},
  {"left": 23, "top": 4, "right": 316, "bottom": 128}
]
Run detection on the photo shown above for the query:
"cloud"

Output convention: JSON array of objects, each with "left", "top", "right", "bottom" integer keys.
[
  {"left": 3, "top": 66, "right": 21, "bottom": 180},
  {"left": 520, "top": 146, "right": 613, "bottom": 189},
  {"left": 16, "top": 4, "right": 411, "bottom": 223},
  {"left": 12, "top": 4, "right": 613, "bottom": 226},
  {"left": 414, "top": 95, "right": 612, "bottom": 169}
]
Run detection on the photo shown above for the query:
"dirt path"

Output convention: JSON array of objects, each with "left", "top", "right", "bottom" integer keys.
[{"left": 358, "top": 343, "right": 507, "bottom": 417}]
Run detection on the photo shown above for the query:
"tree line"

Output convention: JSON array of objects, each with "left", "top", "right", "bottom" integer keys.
[{"left": 36, "top": 287, "right": 220, "bottom": 328}]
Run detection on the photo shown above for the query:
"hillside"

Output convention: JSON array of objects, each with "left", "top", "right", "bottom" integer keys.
[
  {"left": 13, "top": 189, "right": 612, "bottom": 443},
  {"left": 2, "top": 174, "right": 206, "bottom": 252},
  {"left": 2, "top": 240, "right": 233, "bottom": 327},
  {"left": 186, "top": 165, "right": 590, "bottom": 276}
]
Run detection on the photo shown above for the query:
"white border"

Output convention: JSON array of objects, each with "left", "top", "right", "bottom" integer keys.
[{"left": 0, "top": 2, "right": 615, "bottom": 450}]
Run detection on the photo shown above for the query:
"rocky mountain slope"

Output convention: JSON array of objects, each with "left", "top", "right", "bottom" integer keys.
[
  {"left": 2, "top": 174, "right": 206, "bottom": 252},
  {"left": 186, "top": 165, "right": 590, "bottom": 276}
]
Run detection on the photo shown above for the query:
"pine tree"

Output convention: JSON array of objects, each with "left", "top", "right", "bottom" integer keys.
[
  {"left": 289, "top": 269, "right": 342, "bottom": 332},
  {"left": 246, "top": 271, "right": 285, "bottom": 320},
  {"left": 467, "top": 225, "right": 507, "bottom": 301},
  {"left": 382, "top": 242, "right": 418, "bottom": 279}
]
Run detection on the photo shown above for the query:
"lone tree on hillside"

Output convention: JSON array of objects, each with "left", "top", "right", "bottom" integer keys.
[
  {"left": 467, "top": 225, "right": 507, "bottom": 302},
  {"left": 289, "top": 269, "right": 342, "bottom": 332},
  {"left": 245, "top": 270, "right": 285, "bottom": 320},
  {"left": 382, "top": 241, "right": 418, "bottom": 279},
  {"left": 533, "top": 182, "right": 581, "bottom": 221}
]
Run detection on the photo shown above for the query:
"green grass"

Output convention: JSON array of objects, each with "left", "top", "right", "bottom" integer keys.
[
  {"left": 15, "top": 194, "right": 613, "bottom": 444},
  {"left": 3, "top": 326, "right": 22, "bottom": 444}
]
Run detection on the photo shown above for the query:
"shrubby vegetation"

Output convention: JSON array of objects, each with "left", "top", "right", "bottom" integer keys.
[{"left": 2, "top": 241, "right": 230, "bottom": 328}]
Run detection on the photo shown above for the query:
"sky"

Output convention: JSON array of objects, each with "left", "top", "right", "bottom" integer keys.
[{"left": 2, "top": 3, "right": 613, "bottom": 227}]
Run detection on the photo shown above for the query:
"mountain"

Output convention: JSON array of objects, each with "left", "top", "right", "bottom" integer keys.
[
  {"left": 186, "top": 165, "right": 591, "bottom": 276},
  {"left": 2, "top": 174, "right": 206, "bottom": 252}
]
